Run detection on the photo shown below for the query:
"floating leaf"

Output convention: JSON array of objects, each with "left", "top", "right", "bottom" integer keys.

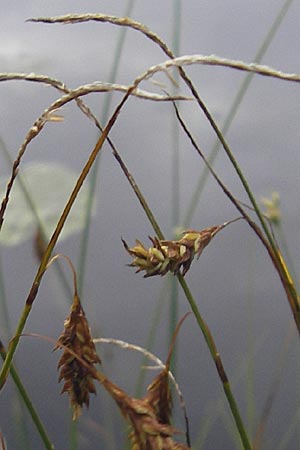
[{"left": 0, "top": 162, "right": 96, "bottom": 246}]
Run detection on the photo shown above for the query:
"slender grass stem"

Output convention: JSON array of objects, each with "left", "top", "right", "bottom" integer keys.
[
  {"left": 171, "top": 96, "right": 300, "bottom": 334},
  {"left": 0, "top": 341, "right": 54, "bottom": 450},
  {"left": 5, "top": 12, "right": 297, "bottom": 449},
  {"left": 26, "top": 15, "right": 253, "bottom": 448},
  {"left": 177, "top": 274, "right": 252, "bottom": 450},
  {"left": 77, "top": 0, "right": 136, "bottom": 296},
  {"left": 183, "top": 0, "right": 295, "bottom": 227},
  {"left": 27, "top": 17, "right": 300, "bottom": 319},
  {"left": 169, "top": 0, "right": 182, "bottom": 373},
  {"left": 0, "top": 252, "right": 31, "bottom": 450},
  {"left": 104, "top": 108, "right": 251, "bottom": 447},
  {"left": 0, "top": 86, "right": 132, "bottom": 389}
]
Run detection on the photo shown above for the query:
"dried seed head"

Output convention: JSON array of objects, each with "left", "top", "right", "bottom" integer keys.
[
  {"left": 102, "top": 376, "right": 189, "bottom": 450},
  {"left": 145, "top": 369, "right": 172, "bottom": 426},
  {"left": 123, "top": 224, "right": 225, "bottom": 278},
  {"left": 55, "top": 295, "right": 101, "bottom": 420}
]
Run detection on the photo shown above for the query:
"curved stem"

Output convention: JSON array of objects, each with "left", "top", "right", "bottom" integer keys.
[
  {"left": 0, "top": 87, "right": 131, "bottom": 389},
  {"left": 77, "top": 0, "right": 136, "bottom": 296},
  {"left": 183, "top": 0, "right": 295, "bottom": 227}
]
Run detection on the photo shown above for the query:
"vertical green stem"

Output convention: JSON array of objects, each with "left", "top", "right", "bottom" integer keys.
[
  {"left": 177, "top": 274, "right": 252, "bottom": 450},
  {"left": 169, "top": 0, "right": 182, "bottom": 372},
  {"left": 0, "top": 86, "right": 131, "bottom": 389},
  {"left": 0, "top": 341, "right": 55, "bottom": 450}
]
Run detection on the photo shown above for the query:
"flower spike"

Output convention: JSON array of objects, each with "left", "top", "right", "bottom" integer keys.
[
  {"left": 123, "top": 223, "right": 228, "bottom": 278},
  {"left": 55, "top": 294, "right": 101, "bottom": 420}
]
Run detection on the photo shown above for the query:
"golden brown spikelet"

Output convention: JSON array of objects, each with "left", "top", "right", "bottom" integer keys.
[
  {"left": 122, "top": 224, "right": 225, "bottom": 278},
  {"left": 54, "top": 294, "right": 101, "bottom": 420},
  {"left": 145, "top": 369, "right": 172, "bottom": 426},
  {"left": 101, "top": 375, "right": 189, "bottom": 450}
]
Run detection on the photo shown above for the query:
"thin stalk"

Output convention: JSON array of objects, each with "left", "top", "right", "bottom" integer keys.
[
  {"left": 245, "top": 249, "right": 256, "bottom": 438},
  {"left": 276, "top": 223, "right": 297, "bottom": 286},
  {"left": 63, "top": 91, "right": 250, "bottom": 450},
  {"left": 193, "top": 335, "right": 267, "bottom": 449},
  {"left": 69, "top": 419, "right": 77, "bottom": 450},
  {"left": 134, "top": 278, "right": 169, "bottom": 397},
  {"left": 1, "top": 286, "right": 28, "bottom": 450},
  {"left": 28, "top": 15, "right": 300, "bottom": 318},
  {"left": 171, "top": 98, "right": 300, "bottom": 334},
  {"left": 183, "top": 0, "right": 295, "bottom": 227},
  {"left": 169, "top": 0, "right": 182, "bottom": 373},
  {"left": 253, "top": 323, "right": 296, "bottom": 450},
  {"left": 77, "top": 0, "right": 136, "bottom": 296},
  {"left": 0, "top": 252, "right": 30, "bottom": 450},
  {"left": 177, "top": 274, "right": 252, "bottom": 450},
  {"left": 0, "top": 135, "right": 72, "bottom": 300},
  {"left": 4, "top": 15, "right": 285, "bottom": 449},
  {"left": 107, "top": 134, "right": 252, "bottom": 447},
  {"left": 0, "top": 341, "right": 54, "bottom": 450},
  {"left": 0, "top": 253, "right": 10, "bottom": 342},
  {"left": 0, "top": 86, "right": 132, "bottom": 389}
]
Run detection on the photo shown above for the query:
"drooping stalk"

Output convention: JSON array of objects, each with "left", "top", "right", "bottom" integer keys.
[
  {"left": 0, "top": 86, "right": 132, "bottom": 389},
  {"left": 77, "top": 0, "right": 136, "bottom": 296}
]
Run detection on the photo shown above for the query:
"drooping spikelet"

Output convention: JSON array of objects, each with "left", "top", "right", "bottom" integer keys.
[
  {"left": 145, "top": 367, "right": 172, "bottom": 427},
  {"left": 100, "top": 313, "right": 191, "bottom": 449},
  {"left": 55, "top": 294, "right": 101, "bottom": 420},
  {"left": 122, "top": 224, "right": 225, "bottom": 277},
  {"left": 101, "top": 376, "right": 189, "bottom": 450}
]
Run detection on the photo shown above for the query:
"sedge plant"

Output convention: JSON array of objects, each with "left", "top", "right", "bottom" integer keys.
[{"left": 0, "top": 5, "right": 299, "bottom": 450}]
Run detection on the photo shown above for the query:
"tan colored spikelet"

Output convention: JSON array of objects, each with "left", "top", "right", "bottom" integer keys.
[
  {"left": 122, "top": 223, "right": 225, "bottom": 278},
  {"left": 55, "top": 294, "right": 101, "bottom": 420},
  {"left": 145, "top": 312, "right": 190, "bottom": 430},
  {"left": 100, "top": 314, "right": 191, "bottom": 449},
  {"left": 101, "top": 375, "right": 190, "bottom": 449},
  {"left": 145, "top": 369, "right": 172, "bottom": 427}
]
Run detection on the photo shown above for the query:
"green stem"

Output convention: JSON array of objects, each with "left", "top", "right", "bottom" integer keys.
[
  {"left": 0, "top": 341, "right": 55, "bottom": 450},
  {"left": 183, "top": 0, "right": 295, "bottom": 227},
  {"left": 105, "top": 100, "right": 250, "bottom": 448},
  {"left": 173, "top": 94, "right": 300, "bottom": 334},
  {"left": 77, "top": 0, "right": 136, "bottom": 296},
  {"left": 0, "top": 304, "right": 31, "bottom": 389},
  {"left": 169, "top": 0, "right": 182, "bottom": 373},
  {"left": 168, "top": 55, "right": 300, "bottom": 331},
  {"left": 177, "top": 274, "right": 252, "bottom": 450},
  {"left": 0, "top": 135, "right": 72, "bottom": 300},
  {"left": 0, "top": 86, "right": 131, "bottom": 389}
]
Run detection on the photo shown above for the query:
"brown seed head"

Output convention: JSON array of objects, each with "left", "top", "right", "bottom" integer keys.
[
  {"left": 55, "top": 295, "right": 101, "bottom": 420},
  {"left": 102, "top": 375, "right": 189, "bottom": 449}
]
